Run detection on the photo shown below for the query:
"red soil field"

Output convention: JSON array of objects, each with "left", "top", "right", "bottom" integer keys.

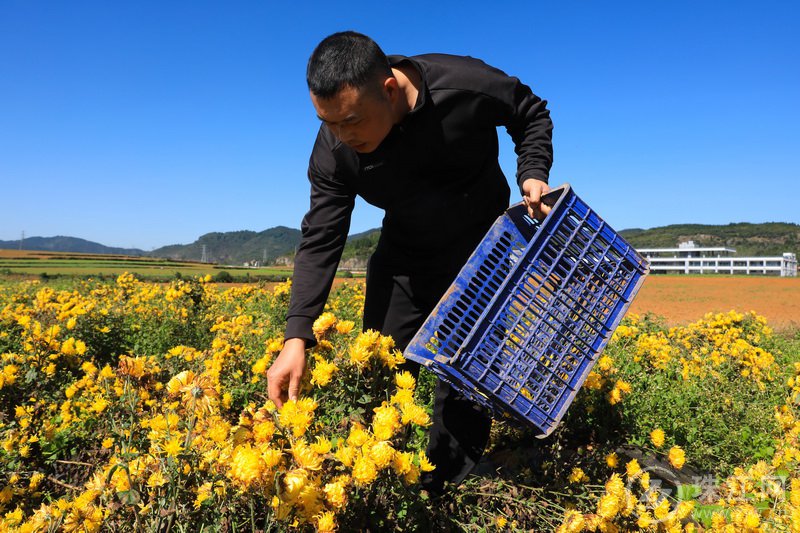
[
  {"left": 627, "top": 275, "right": 800, "bottom": 330},
  {"left": 322, "top": 276, "right": 800, "bottom": 330}
]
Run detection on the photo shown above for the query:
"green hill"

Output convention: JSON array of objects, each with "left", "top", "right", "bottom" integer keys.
[
  {"left": 150, "top": 226, "right": 381, "bottom": 267},
  {"left": 618, "top": 222, "right": 800, "bottom": 257},
  {"left": 8, "top": 222, "right": 796, "bottom": 269},
  {"left": 0, "top": 236, "right": 145, "bottom": 256},
  {"left": 151, "top": 226, "right": 301, "bottom": 265},
  {"left": 341, "top": 229, "right": 380, "bottom": 261},
  {"left": 337, "top": 222, "right": 800, "bottom": 267}
]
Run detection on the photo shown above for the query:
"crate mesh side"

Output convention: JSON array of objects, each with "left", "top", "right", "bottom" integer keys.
[
  {"left": 455, "top": 195, "right": 646, "bottom": 432},
  {"left": 422, "top": 228, "right": 528, "bottom": 361}
]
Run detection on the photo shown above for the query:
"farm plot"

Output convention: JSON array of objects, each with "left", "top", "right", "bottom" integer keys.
[
  {"left": 1, "top": 274, "right": 800, "bottom": 531},
  {"left": 0, "top": 249, "right": 293, "bottom": 281},
  {"left": 629, "top": 275, "right": 800, "bottom": 330}
]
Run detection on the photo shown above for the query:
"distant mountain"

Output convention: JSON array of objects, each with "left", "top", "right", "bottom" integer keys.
[
  {"left": 150, "top": 226, "right": 381, "bottom": 267},
  {"left": 333, "top": 222, "right": 800, "bottom": 268},
  {"left": 340, "top": 228, "right": 381, "bottom": 270},
  {"left": 618, "top": 222, "right": 800, "bottom": 257},
  {"left": 146, "top": 226, "right": 382, "bottom": 268},
  {"left": 0, "top": 236, "right": 145, "bottom": 256},
  {"left": 5, "top": 222, "right": 796, "bottom": 268},
  {"left": 151, "top": 226, "right": 302, "bottom": 265}
]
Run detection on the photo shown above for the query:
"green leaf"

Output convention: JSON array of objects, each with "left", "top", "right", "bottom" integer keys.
[
  {"left": 676, "top": 483, "right": 701, "bottom": 501},
  {"left": 106, "top": 464, "right": 123, "bottom": 485},
  {"left": 357, "top": 394, "right": 373, "bottom": 405},
  {"left": 117, "top": 489, "right": 141, "bottom": 505},
  {"left": 692, "top": 504, "right": 729, "bottom": 528}
]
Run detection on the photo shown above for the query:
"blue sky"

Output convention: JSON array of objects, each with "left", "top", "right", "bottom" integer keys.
[{"left": 1, "top": 1, "right": 798, "bottom": 250}]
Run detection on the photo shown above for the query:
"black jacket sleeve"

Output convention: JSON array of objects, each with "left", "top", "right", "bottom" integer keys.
[
  {"left": 284, "top": 131, "right": 355, "bottom": 346},
  {"left": 447, "top": 55, "right": 553, "bottom": 191},
  {"left": 504, "top": 78, "right": 553, "bottom": 191}
]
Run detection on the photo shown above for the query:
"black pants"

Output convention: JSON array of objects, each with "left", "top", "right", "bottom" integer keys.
[{"left": 362, "top": 255, "right": 493, "bottom": 494}]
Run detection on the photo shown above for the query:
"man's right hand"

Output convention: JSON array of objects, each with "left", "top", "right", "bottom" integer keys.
[
  {"left": 267, "top": 337, "right": 307, "bottom": 408},
  {"left": 521, "top": 178, "right": 551, "bottom": 221}
]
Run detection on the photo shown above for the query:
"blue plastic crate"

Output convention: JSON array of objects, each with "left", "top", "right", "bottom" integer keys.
[{"left": 404, "top": 184, "right": 649, "bottom": 436}]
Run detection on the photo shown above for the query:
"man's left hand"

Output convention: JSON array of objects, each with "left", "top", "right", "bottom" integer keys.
[{"left": 521, "top": 178, "right": 551, "bottom": 220}]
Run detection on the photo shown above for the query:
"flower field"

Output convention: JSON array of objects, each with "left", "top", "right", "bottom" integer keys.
[{"left": 1, "top": 274, "right": 800, "bottom": 531}]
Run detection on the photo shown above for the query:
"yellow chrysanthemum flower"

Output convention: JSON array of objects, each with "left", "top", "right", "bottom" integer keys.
[
  {"left": 668, "top": 446, "right": 686, "bottom": 469},
  {"left": 380, "top": 348, "right": 405, "bottom": 369},
  {"left": 675, "top": 500, "right": 694, "bottom": 520},
  {"left": 391, "top": 387, "right": 415, "bottom": 406},
  {"left": 229, "top": 444, "right": 265, "bottom": 488},
  {"left": 654, "top": 498, "right": 671, "bottom": 520},
  {"left": 311, "top": 358, "right": 339, "bottom": 387},
  {"left": 166, "top": 370, "right": 195, "bottom": 396},
  {"left": 316, "top": 510, "right": 337, "bottom": 533},
  {"left": 346, "top": 422, "right": 371, "bottom": 447},
  {"left": 29, "top": 472, "right": 45, "bottom": 490},
  {"left": 3, "top": 507, "right": 23, "bottom": 526},
  {"left": 625, "top": 459, "right": 641, "bottom": 479},
  {"left": 650, "top": 428, "right": 666, "bottom": 448},
  {"left": 558, "top": 509, "right": 585, "bottom": 533},
  {"left": 596, "top": 493, "right": 620, "bottom": 519},
  {"left": 608, "top": 387, "right": 623, "bottom": 405},
  {"left": 251, "top": 355, "right": 270, "bottom": 376},
  {"left": 62, "top": 503, "right": 103, "bottom": 533},
  {"left": 194, "top": 482, "right": 213, "bottom": 509},
  {"left": 392, "top": 451, "right": 414, "bottom": 475},
  {"left": 261, "top": 447, "right": 282, "bottom": 469},
  {"left": 568, "top": 467, "right": 588, "bottom": 484},
  {"left": 323, "top": 477, "right": 349, "bottom": 509},
  {"left": 369, "top": 440, "right": 396, "bottom": 469},
  {"left": 400, "top": 403, "right": 431, "bottom": 426},
  {"left": 349, "top": 344, "right": 372, "bottom": 368},
  {"left": 162, "top": 436, "right": 183, "bottom": 457},
  {"left": 147, "top": 469, "right": 168, "bottom": 488},
  {"left": 335, "top": 320, "right": 355, "bottom": 335},
  {"left": 403, "top": 464, "right": 421, "bottom": 485},
  {"left": 283, "top": 468, "right": 309, "bottom": 502},
  {"left": 292, "top": 440, "right": 324, "bottom": 471},
  {"left": 597, "top": 355, "right": 614, "bottom": 372},
  {"left": 605, "top": 452, "right": 618, "bottom": 468},
  {"left": 605, "top": 473, "right": 625, "bottom": 500},
  {"left": 335, "top": 445, "right": 357, "bottom": 468},
  {"left": 297, "top": 397, "right": 318, "bottom": 412},
  {"left": 352, "top": 455, "right": 378, "bottom": 486},
  {"left": 417, "top": 451, "right": 436, "bottom": 473},
  {"left": 278, "top": 399, "right": 316, "bottom": 438},
  {"left": 90, "top": 396, "right": 108, "bottom": 414},
  {"left": 253, "top": 420, "right": 276, "bottom": 444},
  {"left": 636, "top": 511, "right": 653, "bottom": 528},
  {"left": 372, "top": 402, "right": 401, "bottom": 441},
  {"left": 312, "top": 312, "right": 337, "bottom": 339},
  {"left": 395, "top": 371, "right": 416, "bottom": 390}
]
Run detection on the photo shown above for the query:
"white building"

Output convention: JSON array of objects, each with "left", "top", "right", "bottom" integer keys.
[{"left": 639, "top": 241, "right": 798, "bottom": 277}]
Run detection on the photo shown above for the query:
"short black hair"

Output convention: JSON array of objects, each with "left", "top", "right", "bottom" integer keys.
[{"left": 307, "top": 31, "right": 392, "bottom": 98}]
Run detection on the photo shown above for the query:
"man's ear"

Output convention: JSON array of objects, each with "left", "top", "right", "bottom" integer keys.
[{"left": 382, "top": 76, "right": 400, "bottom": 102}]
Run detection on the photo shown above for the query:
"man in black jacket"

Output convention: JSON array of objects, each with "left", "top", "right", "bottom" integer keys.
[{"left": 267, "top": 31, "right": 554, "bottom": 493}]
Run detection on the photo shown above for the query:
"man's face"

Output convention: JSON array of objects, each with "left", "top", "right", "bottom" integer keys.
[{"left": 310, "top": 82, "right": 395, "bottom": 153}]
